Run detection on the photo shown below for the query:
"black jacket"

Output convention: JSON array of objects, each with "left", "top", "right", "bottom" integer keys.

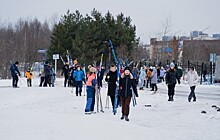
[
  {"left": 165, "top": 68, "right": 179, "bottom": 85},
  {"left": 105, "top": 70, "right": 117, "bottom": 96},
  {"left": 62, "top": 64, "right": 69, "bottom": 76},
  {"left": 119, "top": 73, "right": 138, "bottom": 98}
]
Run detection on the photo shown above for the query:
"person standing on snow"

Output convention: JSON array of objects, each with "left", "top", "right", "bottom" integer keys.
[
  {"left": 25, "top": 68, "right": 33, "bottom": 87},
  {"left": 185, "top": 67, "right": 199, "bottom": 102},
  {"left": 139, "top": 67, "right": 146, "bottom": 90},
  {"left": 159, "top": 67, "right": 166, "bottom": 82},
  {"left": 73, "top": 66, "right": 85, "bottom": 96},
  {"left": 150, "top": 67, "right": 158, "bottom": 92},
  {"left": 62, "top": 61, "right": 69, "bottom": 87},
  {"left": 10, "top": 61, "right": 21, "bottom": 88},
  {"left": 165, "top": 62, "right": 180, "bottom": 101},
  {"left": 85, "top": 67, "right": 97, "bottom": 114},
  {"left": 105, "top": 65, "right": 118, "bottom": 109},
  {"left": 119, "top": 66, "right": 138, "bottom": 121},
  {"left": 146, "top": 67, "right": 153, "bottom": 88}
]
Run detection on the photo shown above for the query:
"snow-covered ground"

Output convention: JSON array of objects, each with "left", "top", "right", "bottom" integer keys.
[{"left": 0, "top": 78, "right": 220, "bottom": 140}]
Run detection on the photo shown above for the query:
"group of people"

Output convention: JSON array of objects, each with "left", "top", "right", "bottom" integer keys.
[
  {"left": 85, "top": 64, "right": 138, "bottom": 121},
  {"left": 39, "top": 61, "right": 56, "bottom": 87},
  {"left": 9, "top": 60, "right": 199, "bottom": 121}
]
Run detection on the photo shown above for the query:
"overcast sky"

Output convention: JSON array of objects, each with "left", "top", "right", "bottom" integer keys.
[{"left": 0, "top": 0, "right": 219, "bottom": 43}]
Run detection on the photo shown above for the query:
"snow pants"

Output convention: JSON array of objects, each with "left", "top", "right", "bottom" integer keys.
[{"left": 85, "top": 87, "right": 95, "bottom": 112}]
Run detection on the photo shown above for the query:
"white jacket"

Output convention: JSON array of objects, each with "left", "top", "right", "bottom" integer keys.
[{"left": 186, "top": 70, "right": 199, "bottom": 87}]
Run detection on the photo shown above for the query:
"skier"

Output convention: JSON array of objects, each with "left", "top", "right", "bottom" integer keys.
[
  {"left": 62, "top": 61, "right": 69, "bottom": 87},
  {"left": 25, "top": 68, "right": 33, "bottom": 87},
  {"left": 185, "top": 67, "right": 199, "bottom": 102},
  {"left": 85, "top": 67, "right": 97, "bottom": 114},
  {"left": 73, "top": 66, "right": 85, "bottom": 96},
  {"left": 119, "top": 66, "right": 138, "bottom": 121},
  {"left": 150, "top": 67, "right": 158, "bottom": 92},
  {"left": 165, "top": 62, "right": 180, "bottom": 101},
  {"left": 139, "top": 67, "right": 146, "bottom": 90},
  {"left": 105, "top": 65, "right": 118, "bottom": 109},
  {"left": 10, "top": 61, "right": 21, "bottom": 88}
]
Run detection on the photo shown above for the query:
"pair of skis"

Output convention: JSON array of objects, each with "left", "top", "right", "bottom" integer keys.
[{"left": 95, "top": 54, "right": 104, "bottom": 113}]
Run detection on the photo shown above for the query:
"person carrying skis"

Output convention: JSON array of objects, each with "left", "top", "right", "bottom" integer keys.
[
  {"left": 165, "top": 62, "right": 180, "bottom": 101},
  {"left": 85, "top": 67, "right": 97, "bottom": 114},
  {"left": 185, "top": 67, "right": 199, "bottom": 102},
  {"left": 10, "top": 61, "right": 21, "bottom": 88},
  {"left": 25, "top": 68, "right": 33, "bottom": 87},
  {"left": 73, "top": 66, "right": 85, "bottom": 96},
  {"left": 119, "top": 66, "right": 138, "bottom": 121},
  {"left": 62, "top": 61, "right": 69, "bottom": 87},
  {"left": 105, "top": 64, "right": 118, "bottom": 109}
]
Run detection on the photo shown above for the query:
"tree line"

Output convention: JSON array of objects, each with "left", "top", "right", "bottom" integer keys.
[
  {"left": 0, "top": 9, "right": 148, "bottom": 79},
  {"left": 0, "top": 19, "right": 51, "bottom": 78}
]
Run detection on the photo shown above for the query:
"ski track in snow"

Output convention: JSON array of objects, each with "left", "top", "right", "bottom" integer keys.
[{"left": 0, "top": 78, "right": 220, "bottom": 140}]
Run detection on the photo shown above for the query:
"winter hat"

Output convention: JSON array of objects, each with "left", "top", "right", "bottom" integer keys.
[
  {"left": 124, "top": 66, "right": 131, "bottom": 72},
  {"left": 15, "top": 61, "right": 19, "bottom": 65},
  {"left": 170, "top": 62, "right": 175, "bottom": 67},
  {"left": 90, "top": 67, "right": 96, "bottom": 73}
]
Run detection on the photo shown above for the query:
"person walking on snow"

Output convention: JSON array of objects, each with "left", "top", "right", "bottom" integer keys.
[
  {"left": 139, "top": 67, "right": 146, "bottom": 90},
  {"left": 105, "top": 65, "right": 118, "bottom": 109},
  {"left": 73, "top": 66, "right": 85, "bottom": 96},
  {"left": 165, "top": 62, "right": 180, "bottom": 101},
  {"left": 10, "top": 61, "right": 21, "bottom": 88},
  {"left": 119, "top": 67, "right": 138, "bottom": 121},
  {"left": 185, "top": 67, "right": 199, "bottom": 102},
  {"left": 85, "top": 67, "right": 97, "bottom": 114}
]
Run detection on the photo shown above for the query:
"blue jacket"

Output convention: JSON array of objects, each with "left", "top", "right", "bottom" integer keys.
[
  {"left": 10, "top": 64, "right": 20, "bottom": 77},
  {"left": 73, "top": 70, "right": 85, "bottom": 81}
]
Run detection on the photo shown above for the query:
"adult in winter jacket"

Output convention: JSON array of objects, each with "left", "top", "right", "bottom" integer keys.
[
  {"left": 165, "top": 62, "right": 180, "bottom": 101},
  {"left": 25, "top": 69, "right": 33, "bottom": 87},
  {"left": 119, "top": 66, "right": 138, "bottom": 121},
  {"left": 73, "top": 66, "right": 85, "bottom": 96},
  {"left": 43, "top": 61, "right": 51, "bottom": 87},
  {"left": 105, "top": 65, "right": 118, "bottom": 108},
  {"left": 160, "top": 67, "right": 166, "bottom": 82},
  {"left": 186, "top": 67, "right": 198, "bottom": 102},
  {"left": 139, "top": 67, "right": 146, "bottom": 90},
  {"left": 146, "top": 67, "right": 152, "bottom": 88},
  {"left": 62, "top": 61, "right": 69, "bottom": 87},
  {"left": 177, "top": 66, "right": 183, "bottom": 84},
  {"left": 10, "top": 61, "right": 21, "bottom": 88},
  {"left": 85, "top": 67, "right": 97, "bottom": 114},
  {"left": 150, "top": 67, "right": 158, "bottom": 91}
]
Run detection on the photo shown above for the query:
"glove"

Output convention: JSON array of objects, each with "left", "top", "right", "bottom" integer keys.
[{"left": 178, "top": 79, "right": 181, "bottom": 84}]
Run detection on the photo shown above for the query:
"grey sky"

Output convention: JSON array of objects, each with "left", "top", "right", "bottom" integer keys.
[{"left": 0, "top": 0, "right": 219, "bottom": 43}]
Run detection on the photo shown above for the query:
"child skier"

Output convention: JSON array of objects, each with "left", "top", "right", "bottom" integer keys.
[{"left": 25, "top": 69, "right": 33, "bottom": 87}]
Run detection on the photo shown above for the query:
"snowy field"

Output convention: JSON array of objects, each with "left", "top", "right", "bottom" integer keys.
[{"left": 0, "top": 78, "right": 220, "bottom": 140}]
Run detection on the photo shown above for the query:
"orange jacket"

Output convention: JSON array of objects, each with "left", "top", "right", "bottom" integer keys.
[
  {"left": 146, "top": 70, "right": 152, "bottom": 80},
  {"left": 25, "top": 71, "right": 33, "bottom": 79}
]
